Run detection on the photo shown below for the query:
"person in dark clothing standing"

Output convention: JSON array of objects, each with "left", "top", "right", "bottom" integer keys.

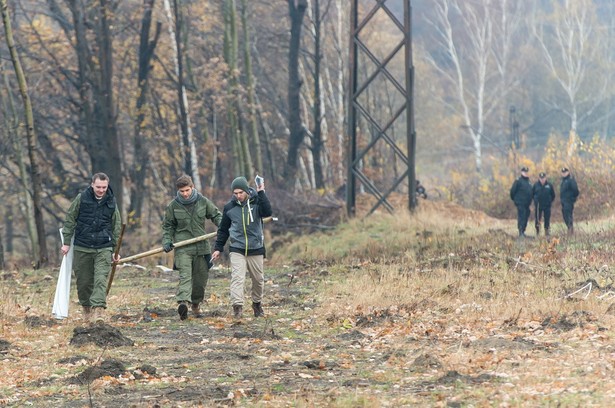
[
  {"left": 61, "top": 173, "right": 122, "bottom": 322},
  {"left": 560, "top": 167, "right": 579, "bottom": 235},
  {"left": 510, "top": 167, "right": 533, "bottom": 237},
  {"left": 212, "top": 176, "right": 273, "bottom": 319},
  {"left": 532, "top": 172, "right": 556, "bottom": 236}
]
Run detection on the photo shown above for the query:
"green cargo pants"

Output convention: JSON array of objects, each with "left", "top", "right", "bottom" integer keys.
[
  {"left": 175, "top": 250, "right": 209, "bottom": 304},
  {"left": 73, "top": 247, "right": 113, "bottom": 308}
]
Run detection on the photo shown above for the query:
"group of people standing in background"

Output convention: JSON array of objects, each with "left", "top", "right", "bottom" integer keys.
[
  {"left": 60, "top": 172, "right": 272, "bottom": 323},
  {"left": 510, "top": 167, "right": 579, "bottom": 238}
]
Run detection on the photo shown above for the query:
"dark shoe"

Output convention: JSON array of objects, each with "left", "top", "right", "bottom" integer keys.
[
  {"left": 191, "top": 303, "right": 204, "bottom": 318},
  {"left": 545, "top": 228, "right": 550, "bottom": 237},
  {"left": 252, "top": 302, "right": 264, "bottom": 317},
  {"left": 178, "top": 303, "right": 188, "bottom": 320},
  {"left": 233, "top": 305, "right": 243, "bottom": 319}
]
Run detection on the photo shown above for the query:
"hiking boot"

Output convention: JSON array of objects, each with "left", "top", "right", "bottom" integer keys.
[
  {"left": 545, "top": 228, "right": 550, "bottom": 237},
  {"left": 233, "top": 305, "right": 243, "bottom": 319},
  {"left": 82, "top": 306, "right": 91, "bottom": 321},
  {"left": 191, "top": 303, "right": 204, "bottom": 318},
  {"left": 252, "top": 302, "right": 264, "bottom": 317},
  {"left": 92, "top": 307, "right": 105, "bottom": 323},
  {"left": 178, "top": 302, "right": 188, "bottom": 320}
]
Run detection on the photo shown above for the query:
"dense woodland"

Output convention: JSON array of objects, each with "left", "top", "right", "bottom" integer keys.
[{"left": 1, "top": 0, "right": 615, "bottom": 267}]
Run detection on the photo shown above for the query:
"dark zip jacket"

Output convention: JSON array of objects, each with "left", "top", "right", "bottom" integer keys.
[
  {"left": 560, "top": 175, "right": 579, "bottom": 204},
  {"left": 510, "top": 175, "right": 533, "bottom": 207},
  {"left": 532, "top": 180, "right": 555, "bottom": 208},
  {"left": 214, "top": 188, "right": 273, "bottom": 256}
]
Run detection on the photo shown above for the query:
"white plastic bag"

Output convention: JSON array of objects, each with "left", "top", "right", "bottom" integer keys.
[{"left": 52, "top": 228, "right": 73, "bottom": 319}]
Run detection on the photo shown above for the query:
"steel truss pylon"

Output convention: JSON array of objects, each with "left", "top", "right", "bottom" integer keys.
[{"left": 346, "top": 0, "right": 416, "bottom": 216}]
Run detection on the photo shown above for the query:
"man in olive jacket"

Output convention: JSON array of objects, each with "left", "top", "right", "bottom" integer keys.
[
  {"left": 510, "top": 167, "right": 533, "bottom": 237},
  {"left": 162, "top": 175, "right": 222, "bottom": 320},
  {"left": 61, "top": 172, "right": 122, "bottom": 322},
  {"left": 212, "top": 176, "right": 273, "bottom": 319}
]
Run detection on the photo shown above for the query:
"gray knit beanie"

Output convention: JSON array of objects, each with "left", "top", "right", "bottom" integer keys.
[{"left": 231, "top": 176, "right": 250, "bottom": 193}]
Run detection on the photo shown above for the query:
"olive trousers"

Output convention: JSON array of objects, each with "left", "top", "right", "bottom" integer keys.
[
  {"left": 175, "top": 251, "right": 209, "bottom": 305},
  {"left": 73, "top": 247, "right": 113, "bottom": 308}
]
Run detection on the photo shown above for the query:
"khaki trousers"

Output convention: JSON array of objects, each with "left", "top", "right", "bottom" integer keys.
[{"left": 229, "top": 253, "right": 264, "bottom": 306}]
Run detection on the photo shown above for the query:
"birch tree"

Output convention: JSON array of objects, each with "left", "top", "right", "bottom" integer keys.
[
  {"left": 164, "top": 0, "right": 201, "bottom": 190},
  {"left": 426, "top": 0, "right": 527, "bottom": 172},
  {"left": 534, "top": 0, "right": 605, "bottom": 141}
]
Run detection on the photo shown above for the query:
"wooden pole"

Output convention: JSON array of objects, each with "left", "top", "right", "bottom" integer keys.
[
  {"left": 106, "top": 223, "right": 126, "bottom": 295},
  {"left": 117, "top": 216, "right": 276, "bottom": 265}
]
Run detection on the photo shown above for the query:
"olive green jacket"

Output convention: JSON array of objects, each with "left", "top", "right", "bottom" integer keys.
[{"left": 162, "top": 194, "right": 222, "bottom": 255}]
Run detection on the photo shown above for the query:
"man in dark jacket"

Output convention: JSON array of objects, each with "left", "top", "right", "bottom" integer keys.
[
  {"left": 532, "top": 172, "right": 556, "bottom": 236},
  {"left": 560, "top": 167, "right": 579, "bottom": 235},
  {"left": 162, "top": 175, "right": 222, "bottom": 320},
  {"left": 212, "top": 176, "right": 273, "bottom": 319},
  {"left": 510, "top": 167, "right": 533, "bottom": 237},
  {"left": 61, "top": 173, "right": 122, "bottom": 322}
]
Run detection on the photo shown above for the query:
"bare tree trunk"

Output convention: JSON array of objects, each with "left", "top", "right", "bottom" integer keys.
[
  {"left": 253, "top": 90, "right": 277, "bottom": 180},
  {"left": 223, "top": 0, "right": 242, "bottom": 176},
  {"left": 129, "top": 0, "right": 161, "bottom": 228},
  {"left": 0, "top": 62, "right": 39, "bottom": 261},
  {"left": 1, "top": 0, "right": 48, "bottom": 266},
  {"left": 98, "top": 0, "right": 122, "bottom": 198},
  {"left": 534, "top": 0, "right": 603, "bottom": 142},
  {"left": 285, "top": 0, "right": 308, "bottom": 187},
  {"left": 67, "top": 0, "right": 123, "bottom": 210},
  {"left": 240, "top": 0, "right": 262, "bottom": 174},
  {"left": 308, "top": 0, "right": 326, "bottom": 189},
  {"left": 164, "top": 0, "right": 201, "bottom": 189},
  {"left": 224, "top": 0, "right": 253, "bottom": 177}
]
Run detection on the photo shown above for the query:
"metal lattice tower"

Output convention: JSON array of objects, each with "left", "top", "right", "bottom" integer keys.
[{"left": 346, "top": 0, "right": 416, "bottom": 216}]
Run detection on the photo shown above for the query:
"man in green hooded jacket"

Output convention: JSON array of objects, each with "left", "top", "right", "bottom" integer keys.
[{"left": 162, "top": 175, "right": 222, "bottom": 320}]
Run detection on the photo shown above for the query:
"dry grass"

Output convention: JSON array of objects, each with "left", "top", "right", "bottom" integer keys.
[
  {"left": 274, "top": 200, "right": 615, "bottom": 405},
  {"left": 4, "top": 200, "right": 615, "bottom": 406},
  {"left": 271, "top": 200, "right": 508, "bottom": 265}
]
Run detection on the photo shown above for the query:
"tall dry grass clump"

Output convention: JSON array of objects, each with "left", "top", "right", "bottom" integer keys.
[
  {"left": 273, "top": 201, "right": 615, "bottom": 337},
  {"left": 271, "top": 201, "right": 508, "bottom": 266}
]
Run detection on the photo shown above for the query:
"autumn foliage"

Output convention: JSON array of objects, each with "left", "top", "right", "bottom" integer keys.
[{"left": 435, "top": 132, "right": 615, "bottom": 223}]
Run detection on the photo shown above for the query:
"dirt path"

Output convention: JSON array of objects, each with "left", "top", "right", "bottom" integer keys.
[{"left": 3, "top": 242, "right": 615, "bottom": 407}]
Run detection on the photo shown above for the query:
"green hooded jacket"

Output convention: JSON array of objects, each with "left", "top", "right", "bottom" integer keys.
[{"left": 162, "top": 193, "right": 222, "bottom": 255}]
